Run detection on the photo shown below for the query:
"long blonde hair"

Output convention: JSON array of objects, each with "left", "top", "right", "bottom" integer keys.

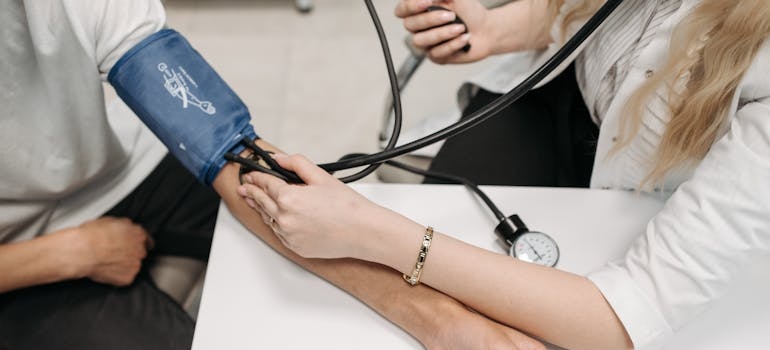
[{"left": 549, "top": 0, "right": 770, "bottom": 187}]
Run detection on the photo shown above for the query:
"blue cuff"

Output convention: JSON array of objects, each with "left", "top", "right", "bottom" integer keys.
[{"left": 109, "top": 29, "right": 258, "bottom": 185}]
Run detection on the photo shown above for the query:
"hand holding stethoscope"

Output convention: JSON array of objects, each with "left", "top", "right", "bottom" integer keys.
[
  {"left": 228, "top": 0, "right": 624, "bottom": 265},
  {"left": 227, "top": 0, "right": 624, "bottom": 186},
  {"left": 395, "top": 1, "right": 491, "bottom": 64}
]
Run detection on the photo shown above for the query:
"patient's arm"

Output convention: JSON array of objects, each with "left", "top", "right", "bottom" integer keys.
[
  {"left": 212, "top": 139, "right": 544, "bottom": 350},
  {"left": 0, "top": 217, "right": 150, "bottom": 293}
]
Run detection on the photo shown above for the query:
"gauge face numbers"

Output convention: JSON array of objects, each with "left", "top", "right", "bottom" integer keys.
[{"left": 510, "top": 231, "right": 559, "bottom": 267}]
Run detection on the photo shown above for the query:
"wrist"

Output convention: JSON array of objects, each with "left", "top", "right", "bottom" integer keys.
[
  {"left": 488, "top": 0, "right": 551, "bottom": 54},
  {"left": 54, "top": 227, "right": 93, "bottom": 280},
  {"left": 360, "top": 210, "right": 427, "bottom": 276}
]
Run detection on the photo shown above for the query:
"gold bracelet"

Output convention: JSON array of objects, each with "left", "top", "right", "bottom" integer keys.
[{"left": 403, "top": 226, "right": 434, "bottom": 286}]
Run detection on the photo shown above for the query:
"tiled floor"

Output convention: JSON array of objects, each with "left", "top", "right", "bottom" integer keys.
[{"left": 161, "top": 0, "right": 496, "bottom": 181}]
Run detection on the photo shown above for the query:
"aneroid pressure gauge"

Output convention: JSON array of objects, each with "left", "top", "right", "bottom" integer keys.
[{"left": 495, "top": 215, "right": 559, "bottom": 267}]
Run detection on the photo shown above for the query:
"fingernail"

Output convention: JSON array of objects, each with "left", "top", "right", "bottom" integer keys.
[
  {"left": 237, "top": 186, "right": 248, "bottom": 196},
  {"left": 440, "top": 11, "right": 455, "bottom": 21},
  {"left": 271, "top": 153, "right": 288, "bottom": 159},
  {"left": 451, "top": 24, "right": 465, "bottom": 34},
  {"left": 460, "top": 33, "right": 471, "bottom": 42},
  {"left": 245, "top": 197, "right": 257, "bottom": 208},
  {"left": 243, "top": 174, "right": 253, "bottom": 184}
]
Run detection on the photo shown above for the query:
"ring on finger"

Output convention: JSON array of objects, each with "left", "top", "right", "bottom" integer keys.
[{"left": 269, "top": 217, "right": 281, "bottom": 232}]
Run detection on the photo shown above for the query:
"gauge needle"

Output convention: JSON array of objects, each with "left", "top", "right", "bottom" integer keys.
[{"left": 524, "top": 238, "right": 544, "bottom": 261}]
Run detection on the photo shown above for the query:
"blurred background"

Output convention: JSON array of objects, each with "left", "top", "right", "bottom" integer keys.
[{"left": 154, "top": 0, "right": 497, "bottom": 182}]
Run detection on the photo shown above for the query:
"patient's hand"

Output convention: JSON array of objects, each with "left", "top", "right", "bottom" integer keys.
[{"left": 65, "top": 217, "right": 150, "bottom": 286}]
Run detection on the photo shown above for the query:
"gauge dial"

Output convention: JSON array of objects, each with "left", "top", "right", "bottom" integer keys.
[{"left": 510, "top": 231, "right": 559, "bottom": 267}]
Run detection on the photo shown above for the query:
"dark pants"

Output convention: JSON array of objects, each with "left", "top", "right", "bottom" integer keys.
[
  {"left": 0, "top": 155, "right": 220, "bottom": 350},
  {"left": 426, "top": 64, "right": 599, "bottom": 187}
]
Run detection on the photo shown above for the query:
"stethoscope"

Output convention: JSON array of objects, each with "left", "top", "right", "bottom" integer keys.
[{"left": 226, "top": 0, "right": 624, "bottom": 266}]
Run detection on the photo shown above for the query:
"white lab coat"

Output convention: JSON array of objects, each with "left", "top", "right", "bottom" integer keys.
[{"left": 460, "top": 0, "right": 770, "bottom": 348}]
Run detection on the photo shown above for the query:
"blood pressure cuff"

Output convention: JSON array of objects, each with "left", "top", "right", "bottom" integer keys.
[{"left": 108, "top": 29, "right": 257, "bottom": 185}]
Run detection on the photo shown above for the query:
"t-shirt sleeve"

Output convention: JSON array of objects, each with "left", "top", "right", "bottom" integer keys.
[
  {"left": 587, "top": 97, "right": 770, "bottom": 349},
  {"left": 64, "top": 0, "right": 166, "bottom": 78}
]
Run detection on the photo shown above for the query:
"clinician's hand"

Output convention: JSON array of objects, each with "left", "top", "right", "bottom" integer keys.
[
  {"left": 238, "top": 155, "right": 546, "bottom": 350},
  {"left": 397, "top": 0, "right": 553, "bottom": 64},
  {"left": 238, "top": 154, "right": 406, "bottom": 260},
  {"left": 65, "top": 217, "right": 151, "bottom": 286},
  {"left": 395, "top": 0, "right": 492, "bottom": 64}
]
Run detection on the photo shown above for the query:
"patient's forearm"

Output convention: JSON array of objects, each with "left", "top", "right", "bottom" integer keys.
[
  {"left": 211, "top": 140, "right": 454, "bottom": 345},
  {"left": 0, "top": 230, "right": 82, "bottom": 293}
]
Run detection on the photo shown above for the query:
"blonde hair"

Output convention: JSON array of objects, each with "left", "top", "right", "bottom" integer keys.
[{"left": 549, "top": 0, "right": 770, "bottom": 188}]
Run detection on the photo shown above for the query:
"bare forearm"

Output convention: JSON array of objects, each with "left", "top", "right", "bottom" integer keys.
[
  {"left": 0, "top": 231, "right": 83, "bottom": 293},
  {"left": 425, "top": 234, "right": 630, "bottom": 350},
  {"left": 373, "top": 220, "right": 632, "bottom": 350},
  {"left": 212, "top": 140, "right": 453, "bottom": 344}
]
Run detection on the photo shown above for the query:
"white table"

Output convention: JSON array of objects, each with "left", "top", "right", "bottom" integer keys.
[{"left": 192, "top": 184, "right": 770, "bottom": 349}]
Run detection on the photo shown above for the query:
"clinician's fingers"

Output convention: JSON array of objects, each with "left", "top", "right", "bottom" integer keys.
[
  {"left": 239, "top": 183, "right": 279, "bottom": 217},
  {"left": 412, "top": 24, "right": 467, "bottom": 49},
  {"left": 257, "top": 210, "right": 292, "bottom": 248},
  {"left": 255, "top": 210, "right": 294, "bottom": 250},
  {"left": 272, "top": 154, "right": 334, "bottom": 185},
  {"left": 259, "top": 211, "right": 276, "bottom": 229},
  {"left": 428, "top": 33, "right": 471, "bottom": 61},
  {"left": 244, "top": 170, "right": 287, "bottom": 199},
  {"left": 403, "top": 10, "right": 456, "bottom": 33},
  {"left": 274, "top": 230, "right": 292, "bottom": 249},
  {"left": 243, "top": 196, "right": 258, "bottom": 209},
  {"left": 395, "top": 0, "right": 433, "bottom": 19}
]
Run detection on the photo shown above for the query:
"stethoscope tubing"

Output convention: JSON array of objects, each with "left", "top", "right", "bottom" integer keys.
[{"left": 322, "top": 0, "right": 624, "bottom": 176}]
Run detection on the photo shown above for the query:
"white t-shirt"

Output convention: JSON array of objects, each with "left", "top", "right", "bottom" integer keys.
[{"left": 0, "top": 0, "right": 167, "bottom": 242}]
